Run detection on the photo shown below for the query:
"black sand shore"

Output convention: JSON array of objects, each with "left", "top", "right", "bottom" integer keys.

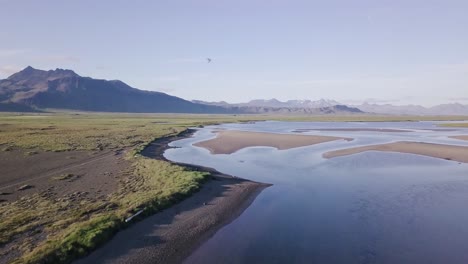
[{"left": 75, "top": 129, "right": 270, "bottom": 264}]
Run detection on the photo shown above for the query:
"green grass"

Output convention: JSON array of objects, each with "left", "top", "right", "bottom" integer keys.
[
  {"left": 2, "top": 112, "right": 466, "bottom": 152},
  {"left": 0, "top": 113, "right": 271, "bottom": 152},
  {"left": 115, "top": 158, "right": 209, "bottom": 212},
  {"left": 0, "top": 113, "right": 237, "bottom": 263},
  {"left": 1, "top": 112, "right": 468, "bottom": 263},
  {"left": 8, "top": 158, "right": 209, "bottom": 264},
  {"left": 14, "top": 214, "right": 122, "bottom": 264}
]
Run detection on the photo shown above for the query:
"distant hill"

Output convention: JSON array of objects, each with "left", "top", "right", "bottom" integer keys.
[{"left": 0, "top": 66, "right": 229, "bottom": 113}]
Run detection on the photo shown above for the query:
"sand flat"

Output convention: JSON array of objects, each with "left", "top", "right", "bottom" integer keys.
[
  {"left": 194, "top": 130, "right": 352, "bottom": 154},
  {"left": 451, "top": 135, "right": 468, "bottom": 141},
  {"left": 294, "top": 128, "right": 410, "bottom": 133},
  {"left": 323, "top": 141, "right": 468, "bottom": 163}
]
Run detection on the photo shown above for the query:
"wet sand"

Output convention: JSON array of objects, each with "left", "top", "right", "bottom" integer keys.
[
  {"left": 324, "top": 141, "right": 468, "bottom": 163},
  {"left": 195, "top": 130, "right": 352, "bottom": 154},
  {"left": 293, "top": 128, "right": 410, "bottom": 133},
  {"left": 76, "top": 130, "right": 270, "bottom": 264},
  {"left": 451, "top": 135, "right": 468, "bottom": 141}
]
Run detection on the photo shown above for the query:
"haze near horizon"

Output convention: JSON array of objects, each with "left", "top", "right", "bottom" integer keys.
[{"left": 1, "top": 0, "right": 467, "bottom": 106}]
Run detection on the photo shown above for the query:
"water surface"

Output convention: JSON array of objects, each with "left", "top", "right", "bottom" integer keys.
[{"left": 165, "top": 121, "right": 468, "bottom": 264}]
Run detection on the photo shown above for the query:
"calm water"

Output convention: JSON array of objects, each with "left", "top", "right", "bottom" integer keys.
[{"left": 164, "top": 121, "right": 468, "bottom": 264}]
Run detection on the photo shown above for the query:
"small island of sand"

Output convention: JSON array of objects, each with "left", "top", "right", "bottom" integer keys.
[
  {"left": 323, "top": 141, "right": 468, "bottom": 163},
  {"left": 194, "top": 130, "right": 353, "bottom": 154},
  {"left": 451, "top": 135, "right": 468, "bottom": 141},
  {"left": 293, "top": 128, "right": 411, "bottom": 133}
]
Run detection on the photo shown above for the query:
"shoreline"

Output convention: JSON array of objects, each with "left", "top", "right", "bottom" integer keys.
[
  {"left": 323, "top": 141, "right": 468, "bottom": 163},
  {"left": 451, "top": 135, "right": 468, "bottom": 141},
  {"left": 76, "top": 128, "right": 270, "bottom": 264}
]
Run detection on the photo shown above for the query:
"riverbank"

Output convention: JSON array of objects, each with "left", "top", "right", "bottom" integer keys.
[
  {"left": 76, "top": 129, "right": 270, "bottom": 263},
  {"left": 451, "top": 135, "right": 468, "bottom": 141},
  {"left": 323, "top": 141, "right": 468, "bottom": 163},
  {"left": 194, "top": 130, "right": 353, "bottom": 154}
]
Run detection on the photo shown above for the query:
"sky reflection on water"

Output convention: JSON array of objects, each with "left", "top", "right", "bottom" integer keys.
[{"left": 165, "top": 121, "right": 468, "bottom": 264}]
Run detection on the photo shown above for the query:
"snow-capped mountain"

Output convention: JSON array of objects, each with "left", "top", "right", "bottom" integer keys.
[
  {"left": 356, "top": 102, "right": 468, "bottom": 115},
  {"left": 238, "top": 98, "right": 341, "bottom": 108},
  {"left": 191, "top": 98, "right": 363, "bottom": 114}
]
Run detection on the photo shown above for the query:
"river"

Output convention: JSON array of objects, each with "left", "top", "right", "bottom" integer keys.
[{"left": 165, "top": 121, "right": 468, "bottom": 264}]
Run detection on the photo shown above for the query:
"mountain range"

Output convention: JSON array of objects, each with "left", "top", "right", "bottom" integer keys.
[
  {"left": 1, "top": 67, "right": 466, "bottom": 115},
  {"left": 195, "top": 99, "right": 468, "bottom": 116},
  {"left": 194, "top": 98, "right": 341, "bottom": 108},
  {"left": 0, "top": 67, "right": 363, "bottom": 115},
  {"left": 192, "top": 98, "right": 363, "bottom": 114},
  {"left": 0, "top": 66, "right": 228, "bottom": 113},
  {"left": 354, "top": 102, "right": 468, "bottom": 116}
]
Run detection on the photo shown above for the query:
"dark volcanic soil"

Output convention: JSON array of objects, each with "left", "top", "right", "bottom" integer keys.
[
  {"left": 75, "top": 174, "right": 267, "bottom": 264},
  {"left": 1, "top": 129, "right": 269, "bottom": 264},
  {"left": 0, "top": 147, "right": 131, "bottom": 263},
  {"left": 0, "top": 148, "right": 129, "bottom": 202},
  {"left": 75, "top": 129, "right": 270, "bottom": 264}
]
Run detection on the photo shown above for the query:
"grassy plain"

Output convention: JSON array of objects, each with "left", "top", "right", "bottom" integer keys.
[
  {"left": 440, "top": 122, "right": 468, "bottom": 127},
  {"left": 1, "top": 112, "right": 467, "bottom": 263},
  {"left": 0, "top": 113, "right": 267, "bottom": 263}
]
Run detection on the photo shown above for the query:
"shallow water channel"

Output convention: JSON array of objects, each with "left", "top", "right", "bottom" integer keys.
[{"left": 164, "top": 121, "right": 468, "bottom": 264}]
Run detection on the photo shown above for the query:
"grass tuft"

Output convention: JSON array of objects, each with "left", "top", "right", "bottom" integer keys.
[{"left": 15, "top": 214, "right": 122, "bottom": 264}]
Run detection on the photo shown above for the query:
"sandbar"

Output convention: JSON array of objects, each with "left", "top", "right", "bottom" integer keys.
[
  {"left": 451, "top": 135, "right": 468, "bottom": 141},
  {"left": 323, "top": 141, "right": 468, "bottom": 163},
  {"left": 293, "top": 128, "right": 410, "bottom": 133},
  {"left": 194, "top": 130, "right": 353, "bottom": 154}
]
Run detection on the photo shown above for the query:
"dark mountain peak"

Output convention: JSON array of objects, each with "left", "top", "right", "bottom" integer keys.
[
  {"left": 6, "top": 66, "right": 78, "bottom": 82},
  {"left": 0, "top": 66, "right": 231, "bottom": 113},
  {"left": 7, "top": 66, "right": 45, "bottom": 80},
  {"left": 50, "top": 68, "right": 79, "bottom": 77},
  {"left": 24, "top": 65, "right": 35, "bottom": 71}
]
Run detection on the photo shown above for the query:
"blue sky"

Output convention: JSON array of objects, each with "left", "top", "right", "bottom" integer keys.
[{"left": 1, "top": 0, "right": 467, "bottom": 106}]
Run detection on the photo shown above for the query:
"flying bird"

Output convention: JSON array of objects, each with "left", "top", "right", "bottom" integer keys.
[{"left": 207, "top": 58, "right": 212, "bottom": 63}]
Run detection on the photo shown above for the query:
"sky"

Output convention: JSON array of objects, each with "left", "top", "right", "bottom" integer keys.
[{"left": 0, "top": 0, "right": 467, "bottom": 106}]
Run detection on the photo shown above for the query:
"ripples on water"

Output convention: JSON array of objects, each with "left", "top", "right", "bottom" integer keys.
[{"left": 164, "top": 121, "right": 468, "bottom": 264}]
